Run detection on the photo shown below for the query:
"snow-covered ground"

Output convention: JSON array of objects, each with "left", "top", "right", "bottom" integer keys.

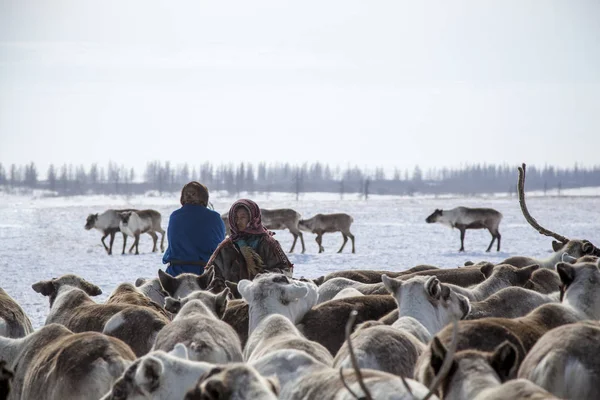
[{"left": 1, "top": 189, "right": 599, "bottom": 329}]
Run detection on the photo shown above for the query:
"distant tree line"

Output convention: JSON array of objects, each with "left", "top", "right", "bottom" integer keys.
[{"left": 0, "top": 161, "right": 599, "bottom": 197}]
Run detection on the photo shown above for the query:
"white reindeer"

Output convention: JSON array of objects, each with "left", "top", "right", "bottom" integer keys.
[
  {"left": 118, "top": 209, "right": 165, "bottom": 255},
  {"left": 298, "top": 213, "right": 355, "bottom": 253},
  {"left": 426, "top": 206, "right": 503, "bottom": 252},
  {"left": 85, "top": 208, "right": 136, "bottom": 255}
]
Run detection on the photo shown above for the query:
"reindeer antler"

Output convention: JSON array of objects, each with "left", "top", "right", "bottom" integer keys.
[{"left": 518, "top": 163, "right": 570, "bottom": 244}]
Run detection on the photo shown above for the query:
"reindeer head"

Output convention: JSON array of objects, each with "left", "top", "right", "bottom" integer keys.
[
  {"left": 297, "top": 219, "right": 313, "bottom": 232},
  {"left": 557, "top": 260, "right": 600, "bottom": 319},
  {"left": 238, "top": 274, "right": 317, "bottom": 332},
  {"left": 552, "top": 239, "right": 599, "bottom": 258},
  {"left": 426, "top": 209, "right": 443, "bottom": 223},
  {"left": 429, "top": 341, "right": 519, "bottom": 400},
  {"left": 185, "top": 364, "right": 279, "bottom": 400},
  {"left": 32, "top": 274, "right": 102, "bottom": 306},
  {"left": 118, "top": 211, "right": 133, "bottom": 225},
  {"left": 165, "top": 288, "right": 231, "bottom": 318},
  {"left": 85, "top": 213, "right": 99, "bottom": 230},
  {"left": 489, "top": 264, "right": 540, "bottom": 287},
  {"left": 382, "top": 274, "right": 471, "bottom": 334},
  {"left": 158, "top": 269, "right": 212, "bottom": 299}
]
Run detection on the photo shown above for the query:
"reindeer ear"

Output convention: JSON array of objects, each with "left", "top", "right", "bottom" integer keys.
[
  {"left": 81, "top": 280, "right": 102, "bottom": 296},
  {"left": 225, "top": 280, "right": 240, "bottom": 299},
  {"left": 381, "top": 274, "right": 401, "bottom": 295},
  {"left": 169, "top": 343, "right": 189, "bottom": 360},
  {"left": 164, "top": 297, "right": 182, "bottom": 314},
  {"left": 490, "top": 341, "right": 518, "bottom": 381},
  {"left": 479, "top": 263, "right": 495, "bottom": 278},
  {"left": 425, "top": 277, "right": 442, "bottom": 299},
  {"left": 135, "top": 278, "right": 147, "bottom": 287},
  {"left": 237, "top": 280, "right": 252, "bottom": 301},
  {"left": 135, "top": 356, "right": 163, "bottom": 391},
  {"left": 266, "top": 375, "right": 280, "bottom": 395},
  {"left": 517, "top": 265, "right": 539, "bottom": 283},
  {"left": 582, "top": 241, "right": 594, "bottom": 254},
  {"left": 32, "top": 280, "right": 55, "bottom": 297},
  {"left": 552, "top": 240, "right": 564, "bottom": 252},
  {"left": 158, "top": 269, "right": 178, "bottom": 296},
  {"left": 556, "top": 262, "right": 576, "bottom": 287},
  {"left": 214, "top": 288, "right": 230, "bottom": 318},
  {"left": 197, "top": 270, "right": 212, "bottom": 290},
  {"left": 430, "top": 336, "right": 447, "bottom": 376}
]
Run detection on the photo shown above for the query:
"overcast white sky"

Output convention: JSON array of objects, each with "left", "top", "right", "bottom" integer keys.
[{"left": 1, "top": 0, "right": 599, "bottom": 176}]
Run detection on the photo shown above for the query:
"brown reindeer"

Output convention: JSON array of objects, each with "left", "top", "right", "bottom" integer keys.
[
  {"left": 222, "top": 208, "right": 306, "bottom": 253},
  {"left": 85, "top": 209, "right": 137, "bottom": 255},
  {"left": 426, "top": 207, "right": 503, "bottom": 252},
  {"left": 118, "top": 209, "right": 165, "bottom": 255},
  {"left": 298, "top": 213, "right": 355, "bottom": 253}
]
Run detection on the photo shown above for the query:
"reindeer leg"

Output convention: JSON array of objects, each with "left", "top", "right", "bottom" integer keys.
[
  {"left": 122, "top": 234, "right": 128, "bottom": 255},
  {"left": 159, "top": 228, "right": 166, "bottom": 252},
  {"left": 299, "top": 232, "right": 306, "bottom": 254},
  {"left": 289, "top": 233, "right": 298, "bottom": 253},
  {"left": 101, "top": 232, "right": 110, "bottom": 254},
  {"left": 338, "top": 233, "right": 348, "bottom": 253},
  {"left": 134, "top": 232, "right": 140, "bottom": 255},
  {"left": 348, "top": 232, "right": 355, "bottom": 254},
  {"left": 108, "top": 232, "right": 116, "bottom": 255},
  {"left": 496, "top": 232, "right": 501, "bottom": 251},
  {"left": 316, "top": 234, "right": 324, "bottom": 253},
  {"left": 128, "top": 240, "right": 136, "bottom": 253},
  {"left": 459, "top": 228, "right": 466, "bottom": 252},
  {"left": 149, "top": 231, "right": 158, "bottom": 252}
]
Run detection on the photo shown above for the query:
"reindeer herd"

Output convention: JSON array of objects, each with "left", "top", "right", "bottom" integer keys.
[
  {"left": 86, "top": 207, "right": 357, "bottom": 255},
  {"left": 0, "top": 165, "right": 598, "bottom": 399}
]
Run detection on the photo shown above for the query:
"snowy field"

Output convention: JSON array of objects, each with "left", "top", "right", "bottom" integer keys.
[{"left": 1, "top": 189, "right": 599, "bottom": 329}]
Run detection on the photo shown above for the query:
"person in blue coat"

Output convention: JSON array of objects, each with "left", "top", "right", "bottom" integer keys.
[{"left": 162, "top": 181, "right": 225, "bottom": 276}]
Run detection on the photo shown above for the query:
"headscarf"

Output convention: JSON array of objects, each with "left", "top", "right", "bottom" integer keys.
[
  {"left": 228, "top": 199, "right": 271, "bottom": 241},
  {"left": 180, "top": 181, "right": 209, "bottom": 206}
]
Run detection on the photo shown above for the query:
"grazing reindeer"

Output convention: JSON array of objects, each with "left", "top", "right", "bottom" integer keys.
[
  {"left": 85, "top": 209, "right": 136, "bottom": 255},
  {"left": 222, "top": 208, "right": 306, "bottom": 253},
  {"left": 426, "top": 207, "right": 503, "bottom": 252},
  {"left": 118, "top": 210, "right": 165, "bottom": 255},
  {"left": 298, "top": 213, "right": 355, "bottom": 253}
]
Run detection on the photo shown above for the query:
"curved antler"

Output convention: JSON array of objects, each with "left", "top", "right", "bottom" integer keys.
[{"left": 518, "top": 163, "right": 570, "bottom": 244}]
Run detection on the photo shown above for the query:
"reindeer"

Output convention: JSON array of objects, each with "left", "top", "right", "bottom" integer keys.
[
  {"left": 222, "top": 208, "right": 306, "bottom": 253},
  {"left": 85, "top": 209, "right": 136, "bottom": 255},
  {"left": 0, "top": 288, "right": 33, "bottom": 338},
  {"left": 426, "top": 207, "right": 503, "bottom": 252},
  {"left": 298, "top": 213, "right": 355, "bottom": 253},
  {"left": 118, "top": 209, "right": 165, "bottom": 255}
]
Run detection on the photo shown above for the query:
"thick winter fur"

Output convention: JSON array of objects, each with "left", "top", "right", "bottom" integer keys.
[
  {"left": 221, "top": 299, "right": 251, "bottom": 347},
  {"left": 518, "top": 321, "right": 600, "bottom": 400},
  {"left": 297, "top": 295, "right": 398, "bottom": 356},
  {"left": 466, "top": 286, "right": 555, "bottom": 320},
  {"left": 331, "top": 287, "right": 365, "bottom": 300},
  {"left": 428, "top": 341, "right": 557, "bottom": 400},
  {"left": 100, "top": 346, "right": 213, "bottom": 400},
  {"left": 444, "top": 264, "right": 539, "bottom": 302},
  {"left": 501, "top": 239, "right": 598, "bottom": 269},
  {"left": 524, "top": 268, "right": 562, "bottom": 294},
  {"left": 164, "top": 288, "right": 230, "bottom": 318},
  {"left": 237, "top": 274, "right": 318, "bottom": 335},
  {"left": 158, "top": 269, "right": 212, "bottom": 299},
  {"left": 134, "top": 277, "right": 170, "bottom": 306},
  {"left": 0, "top": 360, "right": 12, "bottom": 400},
  {"left": 318, "top": 264, "right": 492, "bottom": 304},
  {"left": 298, "top": 213, "right": 355, "bottom": 253},
  {"left": 153, "top": 299, "right": 243, "bottom": 363},
  {"left": 118, "top": 209, "right": 165, "bottom": 254},
  {"left": 315, "top": 264, "right": 439, "bottom": 285},
  {"left": 244, "top": 314, "right": 333, "bottom": 366},
  {"left": 106, "top": 283, "right": 170, "bottom": 320},
  {"left": 0, "top": 288, "right": 33, "bottom": 338},
  {"left": 426, "top": 206, "right": 503, "bottom": 252},
  {"left": 414, "top": 260, "right": 600, "bottom": 389},
  {"left": 32, "top": 275, "right": 167, "bottom": 355},
  {"left": 281, "top": 368, "right": 438, "bottom": 400},
  {"left": 0, "top": 324, "right": 72, "bottom": 400},
  {"left": 21, "top": 331, "right": 135, "bottom": 400},
  {"left": 184, "top": 363, "right": 279, "bottom": 400},
  {"left": 382, "top": 274, "right": 471, "bottom": 340},
  {"left": 333, "top": 321, "right": 425, "bottom": 377},
  {"left": 85, "top": 209, "right": 135, "bottom": 255}
]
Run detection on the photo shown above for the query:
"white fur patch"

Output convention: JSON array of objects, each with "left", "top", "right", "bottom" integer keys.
[
  {"left": 332, "top": 288, "right": 364, "bottom": 300},
  {"left": 103, "top": 313, "right": 126, "bottom": 334}
]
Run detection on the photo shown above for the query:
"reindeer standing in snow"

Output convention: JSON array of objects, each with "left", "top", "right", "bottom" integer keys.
[
  {"left": 118, "top": 210, "right": 165, "bottom": 255},
  {"left": 426, "top": 207, "right": 503, "bottom": 252}
]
